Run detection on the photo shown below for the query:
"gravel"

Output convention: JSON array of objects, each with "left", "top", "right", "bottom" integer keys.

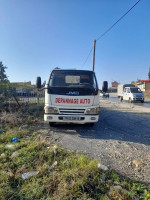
[{"left": 40, "top": 98, "right": 150, "bottom": 186}]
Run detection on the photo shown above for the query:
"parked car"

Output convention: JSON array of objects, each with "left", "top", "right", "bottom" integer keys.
[{"left": 100, "top": 90, "right": 109, "bottom": 98}]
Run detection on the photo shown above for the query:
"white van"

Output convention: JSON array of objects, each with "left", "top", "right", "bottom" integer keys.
[
  {"left": 118, "top": 84, "right": 144, "bottom": 103},
  {"left": 36, "top": 69, "right": 100, "bottom": 126}
]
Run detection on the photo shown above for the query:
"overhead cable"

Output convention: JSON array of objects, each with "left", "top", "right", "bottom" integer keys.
[{"left": 83, "top": 0, "right": 142, "bottom": 66}]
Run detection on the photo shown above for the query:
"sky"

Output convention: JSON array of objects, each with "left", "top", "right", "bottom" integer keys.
[{"left": 0, "top": 0, "right": 150, "bottom": 88}]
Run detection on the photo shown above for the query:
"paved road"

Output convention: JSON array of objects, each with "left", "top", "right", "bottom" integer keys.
[{"left": 107, "top": 96, "right": 150, "bottom": 108}]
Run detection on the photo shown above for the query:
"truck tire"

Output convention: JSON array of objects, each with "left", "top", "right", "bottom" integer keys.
[
  {"left": 49, "top": 122, "right": 56, "bottom": 127},
  {"left": 141, "top": 100, "right": 144, "bottom": 103},
  {"left": 120, "top": 97, "right": 123, "bottom": 102},
  {"left": 129, "top": 98, "right": 133, "bottom": 103},
  {"left": 102, "top": 81, "right": 108, "bottom": 93}
]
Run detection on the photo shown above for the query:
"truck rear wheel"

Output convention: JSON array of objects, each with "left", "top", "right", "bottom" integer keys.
[
  {"left": 49, "top": 122, "right": 56, "bottom": 127},
  {"left": 129, "top": 98, "right": 133, "bottom": 103},
  {"left": 120, "top": 97, "right": 123, "bottom": 102}
]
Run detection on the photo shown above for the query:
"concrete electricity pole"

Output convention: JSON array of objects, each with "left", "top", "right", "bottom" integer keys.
[{"left": 92, "top": 40, "right": 96, "bottom": 71}]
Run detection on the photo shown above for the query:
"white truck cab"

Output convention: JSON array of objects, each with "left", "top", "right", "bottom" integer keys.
[
  {"left": 37, "top": 69, "right": 100, "bottom": 126},
  {"left": 118, "top": 84, "right": 144, "bottom": 103}
]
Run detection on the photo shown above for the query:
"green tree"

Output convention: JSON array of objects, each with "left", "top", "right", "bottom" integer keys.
[
  {"left": 148, "top": 67, "right": 150, "bottom": 80},
  {"left": 0, "top": 61, "right": 9, "bottom": 83}
]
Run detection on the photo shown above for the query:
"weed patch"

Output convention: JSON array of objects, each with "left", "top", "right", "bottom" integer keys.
[{"left": 0, "top": 125, "right": 150, "bottom": 199}]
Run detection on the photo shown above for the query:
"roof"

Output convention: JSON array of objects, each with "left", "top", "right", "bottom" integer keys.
[
  {"left": 52, "top": 68, "right": 93, "bottom": 72},
  {"left": 140, "top": 80, "right": 150, "bottom": 82}
]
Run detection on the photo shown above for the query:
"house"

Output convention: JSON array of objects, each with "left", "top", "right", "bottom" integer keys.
[
  {"left": 136, "top": 80, "right": 150, "bottom": 92},
  {"left": 10, "top": 82, "right": 44, "bottom": 97},
  {"left": 111, "top": 81, "right": 119, "bottom": 88}
]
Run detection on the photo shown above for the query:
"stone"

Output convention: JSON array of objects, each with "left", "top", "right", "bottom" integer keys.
[
  {"left": 133, "top": 160, "right": 143, "bottom": 168},
  {"left": 97, "top": 163, "right": 109, "bottom": 171},
  {"left": 6, "top": 144, "right": 15, "bottom": 149},
  {"left": 11, "top": 151, "right": 18, "bottom": 158}
]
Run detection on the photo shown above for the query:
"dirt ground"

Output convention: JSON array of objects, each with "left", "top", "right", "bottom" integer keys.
[{"left": 39, "top": 98, "right": 150, "bottom": 187}]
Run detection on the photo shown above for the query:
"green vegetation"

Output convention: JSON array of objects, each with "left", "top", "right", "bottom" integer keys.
[
  {"left": 0, "top": 124, "right": 150, "bottom": 200},
  {"left": 0, "top": 105, "right": 150, "bottom": 199},
  {"left": 0, "top": 61, "right": 9, "bottom": 83},
  {"left": 9, "top": 82, "right": 35, "bottom": 88}
]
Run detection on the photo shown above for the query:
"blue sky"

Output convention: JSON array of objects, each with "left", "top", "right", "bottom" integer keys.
[{"left": 0, "top": 0, "right": 150, "bottom": 88}]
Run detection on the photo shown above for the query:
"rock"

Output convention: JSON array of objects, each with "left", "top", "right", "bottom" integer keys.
[
  {"left": 19, "top": 124, "right": 28, "bottom": 130},
  {"left": 97, "top": 163, "right": 109, "bottom": 171},
  {"left": 114, "top": 181, "right": 120, "bottom": 185},
  {"left": 53, "top": 145, "right": 57, "bottom": 155},
  {"left": 133, "top": 160, "right": 143, "bottom": 168},
  {"left": 6, "top": 144, "right": 15, "bottom": 149},
  {"left": 6, "top": 171, "right": 14, "bottom": 177},
  {"left": 109, "top": 185, "right": 129, "bottom": 197},
  {"left": 1, "top": 153, "right": 5, "bottom": 157},
  {"left": 11, "top": 151, "right": 18, "bottom": 158},
  {"left": 113, "top": 185, "right": 122, "bottom": 191}
]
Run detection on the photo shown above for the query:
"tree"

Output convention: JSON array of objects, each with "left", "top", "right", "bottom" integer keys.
[
  {"left": 0, "top": 61, "right": 9, "bottom": 83},
  {"left": 131, "top": 81, "right": 136, "bottom": 85},
  {"left": 148, "top": 67, "right": 150, "bottom": 80}
]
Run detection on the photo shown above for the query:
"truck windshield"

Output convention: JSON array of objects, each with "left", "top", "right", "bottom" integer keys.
[
  {"left": 130, "top": 88, "right": 142, "bottom": 93},
  {"left": 49, "top": 70, "right": 97, "bottom": 89}
]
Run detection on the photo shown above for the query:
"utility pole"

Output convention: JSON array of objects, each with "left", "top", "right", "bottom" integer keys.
[{"left": 92, "top": 40, "right": 96, "bottom": 71}]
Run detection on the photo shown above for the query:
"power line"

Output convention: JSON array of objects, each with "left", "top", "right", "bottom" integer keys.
[
  {"left": 82, "top": 46, "right": 93, "bottom": 66},
  {"left": 82, "top": 0, "right": 142, "bottom": 66},
  {"left": 96, "top": 0, "right": 142, "bottom": 41}
]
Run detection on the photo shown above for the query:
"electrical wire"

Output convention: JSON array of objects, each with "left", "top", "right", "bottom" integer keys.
[
  {"left": 82, "top": 0, "right": 142, "bottom": 66},
  {"left": 82, "top": 47, "right": 93, "bottom": 67},
  {"left": 96, "top": 0, "right": 142, "bottom": 41}
]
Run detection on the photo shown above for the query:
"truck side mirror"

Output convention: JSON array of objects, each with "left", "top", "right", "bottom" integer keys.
[
  {"left": 36, "top": 77, "right": 41, "bottom": 88},
  {"left": 102, "top": 81, "right": 108, "bottom": 92}
]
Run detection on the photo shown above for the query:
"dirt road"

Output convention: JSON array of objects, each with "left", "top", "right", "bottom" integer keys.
[{"left": 41, "top": 98, "right": 150, "bottom": 186}]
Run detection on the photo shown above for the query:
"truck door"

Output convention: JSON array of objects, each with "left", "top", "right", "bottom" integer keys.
[
  {"left": 123, "top": 88, "right": 128, "bottom": 100},
  {"left": 126, "top": 88, "right": 131, "bottom": 100}
]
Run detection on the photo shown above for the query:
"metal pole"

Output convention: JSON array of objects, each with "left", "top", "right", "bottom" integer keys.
[
  {"left": 92, "top": 40, "right": 96, "bottom": 71},
  {"left": 37, "top": 90, "right": 39, "bottom": 104}
]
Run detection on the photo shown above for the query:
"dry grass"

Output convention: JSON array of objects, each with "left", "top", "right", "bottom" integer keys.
[
  {"left": 0, "top": 105, "right": 150, "bottom": 199},
  {"left": 0, "top": 125, "right": 150, "bottom": 200}
]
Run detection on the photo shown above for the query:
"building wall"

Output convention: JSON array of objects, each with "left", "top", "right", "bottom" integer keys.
[
  {"left": 145, "top": 82, "right": 150, "bottom": 91},
  {"left": 111, "top": 81, "right": 119, "bottom": 87},
  {"left": 137, "top": 81, "right": 150, "bottom": 91},
  {"left": 137, "top": 83, "right": 145, "bottom": 91}
]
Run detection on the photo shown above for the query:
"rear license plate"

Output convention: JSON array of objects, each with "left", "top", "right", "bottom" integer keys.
[{"left": 63, "top": 116, "right": 81, "bottom": 121}]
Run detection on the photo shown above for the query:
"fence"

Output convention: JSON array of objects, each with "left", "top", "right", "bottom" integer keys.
[
  {"left": 0, "top": 83, "right": 45, "bottom": 104},
  {"left": 17, "top": 97, "right": 45, "bottom": 104}
]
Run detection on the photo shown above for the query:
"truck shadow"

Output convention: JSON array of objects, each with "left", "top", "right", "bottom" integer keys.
[{"left": 49, "top": 107, "right": 150, "bottom": 146}]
